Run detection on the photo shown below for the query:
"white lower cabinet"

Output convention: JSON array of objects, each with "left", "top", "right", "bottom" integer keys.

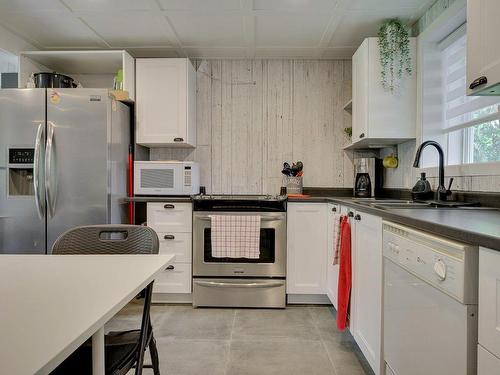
[
  {"left": 326, "top": 203, "right": 340, "bottom": 309},
  {"left": 350, "top": 211, "right": 383, "bottom": 375},
  {"left": 147, "top": 202, "right": 192, "bottom": 302},
  {"left": 479, "top": 247, "right": 500, "bottom": 360},
  {"left": 286, "top": 203, "right": 328, "bottom": 299},
  {"left": 153, "top": 263, "right": 192, "bottom": 294},
  {"left": 478, "top": 344, "right": 500, "bottom": 375}
]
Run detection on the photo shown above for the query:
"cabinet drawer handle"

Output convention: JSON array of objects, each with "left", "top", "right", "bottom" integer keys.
[
  {"left": 173, "top": 137, "right": 184, "bottom": 142},
  {"left": 166, "top": 265, "right": 175, "bottom": 270},
  {"left": 359, "top": 133, "right": 365, "bottom": 139},
  {"left": 354, "top": 214, "right": 361, "bottom": 221},
  {"left": 164, "top": 234, "right": 175, "bottom": 240},
  {"left": 469, "top": 76, "right": 487, "bottom": 90},
  {"left": 348, "top": 211, "right": 354, "bottom": 217},
  {"left": 332, "top": 207, "right": 337, "bottom": 212},
  {"left": 164, "top": 204, "right": 175, "bottom": 209}
]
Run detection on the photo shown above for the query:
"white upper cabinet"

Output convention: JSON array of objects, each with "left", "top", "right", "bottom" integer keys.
[
  {"left": 467, "top": 0, "right": 500, "bottom": 95},
  {"left": 349, "top": 37, "right": 416, "bottom": 149},
  {"left": 136, "top": 58, "right": 196, "bottom": 148},
  {"left": 286, "top": 203, "right": 328, "bottom": 295}
]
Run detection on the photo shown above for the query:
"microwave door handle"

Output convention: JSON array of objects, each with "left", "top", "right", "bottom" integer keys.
[
  {"left": 194, "top": 280, "right": 283, "bottom": 289},
  {"left": 196, "top": 215, "right": 281, "bottom": 222},
  {"left": 33, "top": 123, "right": 45, "bottom": 220}
]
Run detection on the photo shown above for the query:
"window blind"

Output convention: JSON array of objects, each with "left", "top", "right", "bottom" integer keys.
[{"left": 442, "top": 32, "right": 500, "bottom": 134}]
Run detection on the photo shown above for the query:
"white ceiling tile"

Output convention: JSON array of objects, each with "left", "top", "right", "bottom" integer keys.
[
  {"left": 157, "top": 0, "right": 241, "bottom": 11},
  {"left": 167, "top": 13, "right": 245, "bottom": 47},
  {"left": 79, "top": 12, "right": 175, "bottom": 47},
  {"left": 348, "top": 0, "right": 432, "bottom": 11},
  {"left": 183, "top": 47, "right": 248, "bottom": 58},
  {"left": 253, "top": 0, "right": 337, "bottom": 12},
  {"left": 63, "top": 0, "right": 153, "bottom": 11},
  {"left": 255, "top": 13, "right": 331, "bottom": 47},
  {"left": 328, "top": 10, "right": 417, "bottom": 47},
  {"left": 321, "top": 47, "right": 357, "bottom": 59},
  {"left": 0, "top": 0, "right": 66, "bottom": 12},
  {"left": 0, "top": 11, "right": 105, "bottom": 47},
  {"left": 127, "top": 48, "right": 182, "bottom": 58}
]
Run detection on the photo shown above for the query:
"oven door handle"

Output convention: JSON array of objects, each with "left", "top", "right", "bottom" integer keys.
[
  {"left": 194, "top": 280, "right": 284, "bottom": 289},
  {"left": 196, "top": 215, "right": 282, "bottom": 222}
]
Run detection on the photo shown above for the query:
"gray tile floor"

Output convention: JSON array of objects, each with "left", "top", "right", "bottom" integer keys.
[{"left": 110, "top": 302, "right": 372, "bottom": 375}]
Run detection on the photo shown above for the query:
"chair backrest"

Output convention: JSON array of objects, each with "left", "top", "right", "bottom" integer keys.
[
  {"left": 52, "top": 225, "right": 160, "bottom": 374},
  {"left": 52, "top": 224, "right": 159, "bottom": 255}
]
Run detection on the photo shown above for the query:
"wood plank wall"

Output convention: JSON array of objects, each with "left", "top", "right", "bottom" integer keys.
[{"left": 150, "top": 59, "right": 353, "bottom": 195}]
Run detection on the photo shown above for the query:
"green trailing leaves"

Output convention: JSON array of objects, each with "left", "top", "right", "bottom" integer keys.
[{"left": 378, "top": 19, "right": 412, "bottom": 92}]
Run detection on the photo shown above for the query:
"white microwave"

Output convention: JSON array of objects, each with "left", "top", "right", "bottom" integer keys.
[{"left": 134, "top": 161, "right": 200, "bottom": 195}]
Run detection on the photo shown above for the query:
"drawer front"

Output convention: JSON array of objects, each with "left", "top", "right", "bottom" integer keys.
[
  {"left": 158, "top": 232, "right": 192, "bottom": 263},
  {"left": 193, "top": 278, "right": 286, "bottom": 308},
  {"left": 479, "top": 247, "right": 500, "bottom": 358},
  {"left": 154, "top": 263, "right": 192, "bottom": 294},
  {"left": 478, "top": 344, "right": 500, "bottom": 375},
  {"left": 147, "top": 202, "right": 192, "bottom": 232}
]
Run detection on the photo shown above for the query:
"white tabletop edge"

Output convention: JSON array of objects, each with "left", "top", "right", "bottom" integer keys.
[{"left": 36, "top": 254, "right": 175, "bottom": 375}]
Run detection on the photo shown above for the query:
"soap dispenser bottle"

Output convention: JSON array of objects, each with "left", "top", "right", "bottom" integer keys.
[{"left": 411, "top": 172, "right": 433, "bottom": 201}]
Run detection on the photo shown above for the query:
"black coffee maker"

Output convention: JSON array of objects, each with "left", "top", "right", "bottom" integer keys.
[{"left": 354, "top": 158, "right": 383, "bottom": 198}]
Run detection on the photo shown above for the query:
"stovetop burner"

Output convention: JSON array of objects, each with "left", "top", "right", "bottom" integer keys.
[{"left": 192, "top": 194, "right": 287, "bottom": 211}]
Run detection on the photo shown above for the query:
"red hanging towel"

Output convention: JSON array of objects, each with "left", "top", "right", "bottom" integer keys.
[{"left": 337, "top": 215, "right": 352, "bottom": 331}]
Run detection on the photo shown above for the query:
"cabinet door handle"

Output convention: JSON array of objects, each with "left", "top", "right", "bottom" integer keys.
[
  {"left": 164, "top": 204, "right": 175, "bottom": 209},
  {"left": 331, "top": 207, "right": 337, "bottom": 212},
  {"left": 354, "top": 214, "right": 361, "bottom": 221},
  {"left": 359, "top": 133, "right": 365, "bottom": 139},
  {"left": 348, "top": 211, "right": 354, "bottom": 217},
  {"left": 173, "top": 137, "right": 184, "bottom": 142},
  {"left": 164, "top": 234, "right": 175, "bottom": 240},
  {"left": 166, "top": 265, "right": 175, "bottom": 270},
  {"left": 469, "top": 76, "right": 487, "bottom": 90}
]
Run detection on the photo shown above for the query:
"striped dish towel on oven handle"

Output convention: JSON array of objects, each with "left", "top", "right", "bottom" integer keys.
[{"left": 210, "top": 215, "right": 261, "bottom": 259}]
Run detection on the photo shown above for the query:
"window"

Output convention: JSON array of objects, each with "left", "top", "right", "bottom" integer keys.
[{"left": 441, "top": 28, "right": 500, "bottom": 165}]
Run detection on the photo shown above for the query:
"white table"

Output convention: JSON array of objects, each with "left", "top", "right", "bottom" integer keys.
[{"left": 0, "top": 254, "right": 175, "bottom": 375}]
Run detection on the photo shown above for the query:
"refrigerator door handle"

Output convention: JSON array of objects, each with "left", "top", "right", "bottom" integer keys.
[
  {"left": 45, "top": 122, "right": 56, "bottom": 218},
  {"left": 33, "top": 123, "right": 45, "bottom": 220}
]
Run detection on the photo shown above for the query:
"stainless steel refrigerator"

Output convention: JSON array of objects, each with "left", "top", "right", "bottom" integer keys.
[{"left": 0, "top": 88, "right": 130, "bottom": 254}]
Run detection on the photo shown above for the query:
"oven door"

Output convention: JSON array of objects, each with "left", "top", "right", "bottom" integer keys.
[{"left": 193, "top": 211, "right": 286, "bottom": 277}]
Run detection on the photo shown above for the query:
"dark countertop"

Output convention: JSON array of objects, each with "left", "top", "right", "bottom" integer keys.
[{"left": 288, "top": 196, "right": 500, "bottom": 251}]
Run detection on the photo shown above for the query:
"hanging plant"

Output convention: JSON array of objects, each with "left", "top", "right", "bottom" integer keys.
[{"left": 378, "top": 19, "right": 412, "bottom": 92}]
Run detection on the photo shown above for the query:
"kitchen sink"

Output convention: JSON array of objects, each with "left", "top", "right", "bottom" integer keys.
[{"left": 351, "top": 198, "right": 498, "bottom": 211}]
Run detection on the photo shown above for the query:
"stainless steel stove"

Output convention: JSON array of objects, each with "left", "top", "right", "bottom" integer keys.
[{"left": 192, "top": 194, "right": 287, "bottom": 308}]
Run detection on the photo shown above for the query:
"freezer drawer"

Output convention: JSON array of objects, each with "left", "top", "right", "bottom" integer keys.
[{"left": 193, "top": 278, "right": 286, "bottom": 308}]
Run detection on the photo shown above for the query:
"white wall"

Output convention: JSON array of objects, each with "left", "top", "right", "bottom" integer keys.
[{"left": 151, "top": 59, "right": 353, "bottom": 195}]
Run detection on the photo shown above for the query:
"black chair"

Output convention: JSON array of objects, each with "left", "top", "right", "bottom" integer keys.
[{"left": 50, "top": 225, "right": 161, "bottom": 375}]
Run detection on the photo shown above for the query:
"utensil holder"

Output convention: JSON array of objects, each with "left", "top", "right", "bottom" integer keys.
[{"left": 283, "top": 176, "right": 303, "bottom": 194}]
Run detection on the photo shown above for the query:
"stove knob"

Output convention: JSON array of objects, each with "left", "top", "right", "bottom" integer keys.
[{"left": 433, "top": 259, "right": 447, "bottom": 281}]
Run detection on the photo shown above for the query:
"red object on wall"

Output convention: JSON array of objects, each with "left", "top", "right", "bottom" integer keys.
[
  {"left": 337, "top": 216, "right": 352, "bottom": 331},
  {"left": 127, "top": 145, "right": 134, "bottom": 224}
]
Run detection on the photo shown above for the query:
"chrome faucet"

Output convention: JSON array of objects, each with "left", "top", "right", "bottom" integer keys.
[{"left": 413, "top": 140, "right": 451, "bottom": 201}]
